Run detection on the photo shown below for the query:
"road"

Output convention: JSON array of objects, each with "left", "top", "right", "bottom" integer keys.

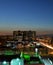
[{"left": 39, "top": 42, "right": 53, "bottom": 50}]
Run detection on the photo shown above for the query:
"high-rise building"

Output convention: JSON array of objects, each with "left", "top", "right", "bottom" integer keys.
[
  {"left": 13, "top": 30, "right": 36, "bottom": 42},
  {"left": 13, "top": 30, "right": 23, "bottom": 41}
]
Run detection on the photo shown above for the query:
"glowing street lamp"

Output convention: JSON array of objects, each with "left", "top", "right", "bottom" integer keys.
[{"left": 35, "top": 48, "right": 38, "bottom": 53}]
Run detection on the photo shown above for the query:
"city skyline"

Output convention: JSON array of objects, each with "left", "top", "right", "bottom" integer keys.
[{"left": 0, "top": 0, "right": 53, "bottom": 35}]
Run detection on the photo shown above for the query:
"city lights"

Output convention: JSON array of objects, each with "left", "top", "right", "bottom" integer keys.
[
  {"left": 40, "top": 42, "right": 53, "bottom": 50},
  {"left": 0, "top": 30, "right": 53, "bottom": 65},
  {"left": 0, "top": 0, "right": 53, "bottom": 64}
]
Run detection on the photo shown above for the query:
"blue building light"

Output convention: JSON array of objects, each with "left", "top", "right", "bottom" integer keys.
[{"left": 11, "top": 58, "right": 24, "bottom": 65}]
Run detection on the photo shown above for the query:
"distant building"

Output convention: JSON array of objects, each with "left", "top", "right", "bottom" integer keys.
[
  {"left": 13, "top": 30, "right": 23, "bottom": 41},
  {"left": 13, "top": 30, "right": 36, "bottom": 42},
  {"left": 0, "top": 35, "right": 13, "bottom": 46}
]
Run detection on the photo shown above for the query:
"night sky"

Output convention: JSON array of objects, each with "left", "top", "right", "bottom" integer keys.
[{"left": 0, "top": 0, "right": 53, "bottom": 35}]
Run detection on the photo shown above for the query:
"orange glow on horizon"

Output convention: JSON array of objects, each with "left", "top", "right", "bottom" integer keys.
[
  {"left": 0, "top": 30, "right": 53, "bottom": 35},
  {"left": 0, "top": 31, "right": 13, "bottom": 35}
]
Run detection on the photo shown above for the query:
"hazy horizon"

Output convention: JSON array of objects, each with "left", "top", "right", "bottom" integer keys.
[{"left": 0, "top": 29, "right": 53, "bottom": 35}]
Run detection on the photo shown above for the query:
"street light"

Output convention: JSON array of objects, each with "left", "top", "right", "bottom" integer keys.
[{"left": 35, "top": 48, "right": 38, "bottom": 53}]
